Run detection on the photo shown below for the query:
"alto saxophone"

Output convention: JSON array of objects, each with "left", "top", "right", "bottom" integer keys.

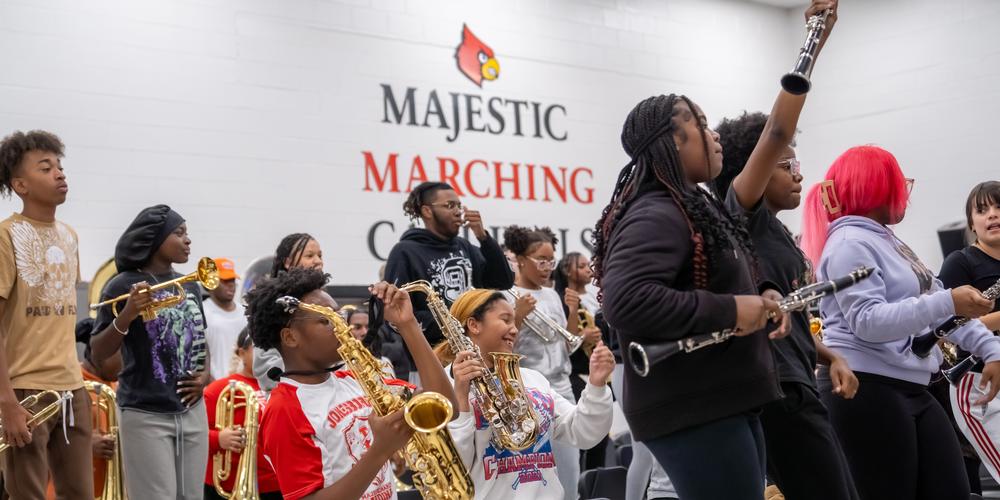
[
  {"left": 401, "top": 281, "right": 540, "bottom": 451},
  {"left": 212, "top": 380, "right": 260, "bottom": 500},
  {"left": 84, "top": 381, "right": 127, "bottom": 500},
  {"left": 276, "top": 296, "right": 474, "bottom": 500}
]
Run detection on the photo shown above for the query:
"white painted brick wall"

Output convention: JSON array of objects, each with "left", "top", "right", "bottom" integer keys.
[
  {"left": 0, "top": 0, "right": 848, "bottom": 284},
  {"left": 782, "top": 0, "right": 1000, "bottom": 271}
]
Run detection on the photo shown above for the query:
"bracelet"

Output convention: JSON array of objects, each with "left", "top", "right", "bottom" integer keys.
[{"left": 111, "top": 318, "right": 128, "bottom": 336}]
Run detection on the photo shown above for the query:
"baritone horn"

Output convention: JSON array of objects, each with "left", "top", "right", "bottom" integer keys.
[
  {"left": 780, "top": 8, "right": 831, "bottom": 95},
  {"left": 90, "top": 257, "right": 219, "bottom": 321},
  {"left": 84, "top": 381, "right": 127, "bottom": 500},
  {"left": 213, "top": 380, "right": 260, "bottom": 500},
  {"left": 0, "top": 390, "right": 70, "bottom": 454}
]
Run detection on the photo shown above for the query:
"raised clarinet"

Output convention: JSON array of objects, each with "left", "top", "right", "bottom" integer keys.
[
  {"left": 781, "top": 8, "right": 831, "bottom": 95},
  {"left": 628, "top": 267, "right": 872, "bottom": 377}
]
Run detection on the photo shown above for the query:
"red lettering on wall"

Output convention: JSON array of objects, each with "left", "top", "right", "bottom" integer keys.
[
  {"left": 464, "top": 160, "right": 491, "bottom": 198},
  {"left": 541, "top": 166, "right": 567, "bottom": 203},
  {"left": 437, "top": 157, "right": 465, "bottom": 196},
  {"left": 406, "top": 156, "right": 428, "bottom": 191},
  {"left": 363, "top": 151, "right": 400, "bottom": 192},
  {"left": 493, "top": 161, "right": 521, "bottom": 200},
  {"left": 569, "top": 167, "right": 594, "bottom": 204}
]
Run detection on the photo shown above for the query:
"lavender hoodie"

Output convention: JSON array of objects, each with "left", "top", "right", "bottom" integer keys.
[{"left": 818, "top": 216, "right": 1000, "bottom": 385}]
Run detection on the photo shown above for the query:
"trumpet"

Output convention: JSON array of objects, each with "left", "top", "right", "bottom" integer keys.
[
  {"left": 84, "top": 381, "right": 126, "bottom": 500},
  {"left": 0, "top": 390, "right": 71, "bottom": 454},
  {"left": 213, "top": 380, "right": 260, "bottom": 500},
  {"left": 90, "top": 257, "right": 219, "bottom": 321},
  {"left": 780, "top": 8, "right": 831, "bottom": 95},
  {"left": 506, "top": 289, "right": 583, "bottom": 354},
  {"left": 629, "top": 267, "right": 872, "bottom": 377}
]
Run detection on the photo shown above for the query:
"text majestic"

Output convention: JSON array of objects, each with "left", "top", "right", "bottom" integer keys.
[{"left": 380, "top": 84, "right": 567, "bottom": 143}]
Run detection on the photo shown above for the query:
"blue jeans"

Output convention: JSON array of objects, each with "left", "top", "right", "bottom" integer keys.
[{"left": 643, "top": 413, "right": 766, "bottom": 500}]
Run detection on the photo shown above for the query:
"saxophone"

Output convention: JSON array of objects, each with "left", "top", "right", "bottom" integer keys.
[
  {"left": 212, "top": 380, "right": 260, "bottom": 500},
  {"left": 401, "top": 281, "right": 540, "bottom": 451},
  {"left": 276, "top": 296, "right": 474, "bottom": 500},
  {"left": 84, "top": 381, "right": 127, "bottom": 500}
]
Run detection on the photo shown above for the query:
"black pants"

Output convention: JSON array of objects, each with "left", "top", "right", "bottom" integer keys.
[
  {"left": 204, "top": 484, "right": 283, "bottom": 499},
  {"left": 644, "top": 413, "right": 766, "bottom": 500},
  {"left": 820, "top": 371, "right": 970, "bottom": 500},
  {"left": 760, "top": 381, "right": 859, "bottom": 500}
]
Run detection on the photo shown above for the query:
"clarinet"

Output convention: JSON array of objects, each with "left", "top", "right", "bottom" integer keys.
[
  {"left": 781, "top": 8, "right": 830, "bottom": 95},
  {"left": 628, "top": 267, "right": 872, "bottom": 377},
  {"left": 909, "top": 277, "right": 1000, "bottom": 358}
]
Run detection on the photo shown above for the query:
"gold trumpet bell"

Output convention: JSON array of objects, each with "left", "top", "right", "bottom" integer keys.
[{"left": 93, "top": 257, "right": 219, "bottom": 322}]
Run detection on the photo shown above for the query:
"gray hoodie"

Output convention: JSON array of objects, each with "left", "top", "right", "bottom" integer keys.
[{"left": 818, "top": 216, "right": 1000, "bottom": 385}]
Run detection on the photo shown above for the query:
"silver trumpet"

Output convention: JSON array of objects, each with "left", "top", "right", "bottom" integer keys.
[
  {"left": 506, "top": 289, "right": 583, "bottom": 354},
  {"left": 781, "top": 8, "right": 831, "bottom": 95}
]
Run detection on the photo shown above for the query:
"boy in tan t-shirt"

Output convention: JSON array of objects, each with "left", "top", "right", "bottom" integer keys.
[{"left": 0, "top": 130, "right": 93, "bottom": 499}]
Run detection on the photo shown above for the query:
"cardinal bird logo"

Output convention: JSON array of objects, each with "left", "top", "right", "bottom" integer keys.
[{"left": 455, "top": 24, "right": 500, "bottom": 87}]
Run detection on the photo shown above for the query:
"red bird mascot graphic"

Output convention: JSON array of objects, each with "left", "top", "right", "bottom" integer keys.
[{"left": 455, "top": 24, "right": 500, "bottom": 87}]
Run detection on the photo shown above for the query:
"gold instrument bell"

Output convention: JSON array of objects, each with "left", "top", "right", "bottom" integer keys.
[
  {"left": 90, "top": 257, "right": 219, "bottom": 321},
  {"left": 84, "top": 381, "right": 127, "bottom": 500}
]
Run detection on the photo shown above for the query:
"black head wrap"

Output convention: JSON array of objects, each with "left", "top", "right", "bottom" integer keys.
[{"left": 114, "top": 204, "right": 185, "bottom": 271}]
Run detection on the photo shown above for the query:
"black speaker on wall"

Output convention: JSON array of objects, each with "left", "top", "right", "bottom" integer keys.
[{"left": 938, "top": 220, "right": 971, "bottom": 259}]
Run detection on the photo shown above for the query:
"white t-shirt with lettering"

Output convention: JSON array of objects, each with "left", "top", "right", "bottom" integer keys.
[{"left": 260, "top": 372, "right": 398, "bottom": 500}]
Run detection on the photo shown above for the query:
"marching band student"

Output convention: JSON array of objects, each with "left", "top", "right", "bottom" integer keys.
[
  {"left": 593, "top": 91, "right": 785, "bottom": 499},
  {"left": 90, "top": 204, "right": 210, "bottom": 500},
  {"left": 441, "top": 288, "right": 613, "bottom": 500},
  {"left": 78, "top": 318, "right": 119, "bottom": 498},
  {"left": 800, "top": 147, "right": 1000, "bottom": 499},
  {"left": 245, "top": 268, "right": 457, "bottom": 500},
  {"left": 268, "top": 233, "right": 324, "bottom": 278},
  {"left": 341, "top": 304, "right": 395, "bottom": 378},
  {"left": 503, "top": 225, "right": 581, "bottom": 500},
  {"left": 385, "top": 181, "right": 514, "bottom": 350},
  {"left": 714, "top": 107, "right": 859, "bottom": 499},
  {"left": 553, "top": 253, "right": 607, "bottom": 470},
  {"left": 939, "top": 181, "right": 1000, "bottom": 486},
  {"left": 254, "top": 233, "right": 329, "bottom": 393},
  {"left": 203, "top": 328, "right": 281, "bottom": 500},
  {"left": 0, "top": 130, "right": 93, "bottom": 498}
]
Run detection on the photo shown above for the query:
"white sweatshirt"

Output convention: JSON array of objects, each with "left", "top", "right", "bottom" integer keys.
[{"left": 446, "top": 365, "right": 613, "bottom": 500}]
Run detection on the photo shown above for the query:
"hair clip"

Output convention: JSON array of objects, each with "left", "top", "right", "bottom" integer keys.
[{"left": 819, "top": 179, "right": 841, "bottom": 215}]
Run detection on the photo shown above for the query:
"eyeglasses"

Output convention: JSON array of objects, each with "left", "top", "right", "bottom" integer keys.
[
  {"left": 905, "top": 178, "right": 915, "bottom": 194},
  {"left": 777, "top": 158, "right": 801, "bottom": 176},
  {"left": 428, "top": 201, "right": 463, "bottom": 212},
  {"left": 527, "top": 256, "right": 557, "bottom": 270}
]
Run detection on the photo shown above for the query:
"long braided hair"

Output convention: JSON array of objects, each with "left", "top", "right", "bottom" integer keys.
[{"left": 592, "top": 94, "right": 757, "bottom": 291}]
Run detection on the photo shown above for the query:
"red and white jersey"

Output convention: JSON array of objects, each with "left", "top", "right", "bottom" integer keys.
[{"left": 260, "top": 372, "right": 397, "bottom": 500}]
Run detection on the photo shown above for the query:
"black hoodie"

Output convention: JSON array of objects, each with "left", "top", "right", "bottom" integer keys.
[{"left": 384, "top": 228, "right": 514, "bottom": 348}]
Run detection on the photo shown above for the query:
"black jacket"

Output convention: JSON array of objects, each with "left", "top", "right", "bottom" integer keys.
[
  {"left": 601, "top": 190, "right": 781, "bottom": 440},
  {"left": 384, "top": 228, "right": 514, "bottom": 346}
]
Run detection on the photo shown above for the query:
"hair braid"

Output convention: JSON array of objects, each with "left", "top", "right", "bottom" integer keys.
[{"left": 593, "top": 94, "right": 760, "bottom": 291}]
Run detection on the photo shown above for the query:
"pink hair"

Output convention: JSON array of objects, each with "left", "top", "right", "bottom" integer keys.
[{"left": 800, "top": 145, "right": 910, "bottom": 267}]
